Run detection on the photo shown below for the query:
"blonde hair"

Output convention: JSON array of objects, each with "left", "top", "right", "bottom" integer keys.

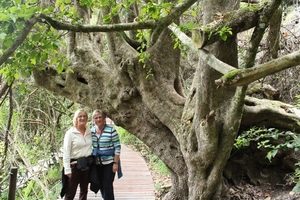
[
  {"left": 92, "top": 109, "right": 107, "bottom": 118},
  {"left": 92, "top": 109, "right": 106, "bottom": 123},
  {"left": 72, "top": 109, "right": 88, "bottom": 126}
]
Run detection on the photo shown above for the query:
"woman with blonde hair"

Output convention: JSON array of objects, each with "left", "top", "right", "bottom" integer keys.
[{"left": 62, "top": 109, "right": 92, "bottom": 200}]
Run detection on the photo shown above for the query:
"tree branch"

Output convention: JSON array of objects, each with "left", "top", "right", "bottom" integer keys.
[
  {"left": 170, "top": 0, "right": 296, "bottom": 90},
  {"left": 215, "top": 50, "right": 300, "bottom": 88},
  {"left": 242, "top": 0, "right": 282, "bottom": 69},
  {"left": 0, "top": 17, "right": 39, "bottom": 66},
  {"left": 0, "top": 81, "right": 9, "bottom": 99},
  {"left": 149, "top": 0, "right": 198, "bottom": 46},
  {"left": 191, "top": 0, "right": 282, "bottom": 49},
  {"left": 39, "top": 0, "right": 198, "bottom": 47},
  {"left": 39, "top": 14, "right": 156, "bottom": 32},
  {"left": 172, "top": 23, "right": 300, "bottom": 89},
  {"left": 191, "top": 5, "right": 261, "bottom": 49},
  {"left": 242, "top": 96, "right": 300, "bottom": 132},
  {"left": 169, "top": 23, "right": 235, "bottom": 74},
  {"left": 241, "top": 0, "right": 261, "bottom": 3}
]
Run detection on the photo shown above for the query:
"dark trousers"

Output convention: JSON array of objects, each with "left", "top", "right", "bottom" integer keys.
[
  {"left": 96, "top": 163, "right": 116, "bottom": 200},
  {"left": 64, "top": 166, "right": 90, "bottom": 200}
]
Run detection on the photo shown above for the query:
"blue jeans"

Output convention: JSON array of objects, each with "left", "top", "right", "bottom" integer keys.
[{"left": 95, "top": 163, "right": 116, "bottom": 200}]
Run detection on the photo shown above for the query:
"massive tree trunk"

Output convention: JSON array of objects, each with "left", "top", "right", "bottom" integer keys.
[
  {"left": 26, "top": 0, "right": 299, "bottom": 199},
  {"left": 179, "top": 0, "right": 243, "bottom": 199}
]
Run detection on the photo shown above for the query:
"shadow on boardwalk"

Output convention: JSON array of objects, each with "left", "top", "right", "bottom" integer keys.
[{"left": 59, "top": 144, "right": 155, "bottom": 200}]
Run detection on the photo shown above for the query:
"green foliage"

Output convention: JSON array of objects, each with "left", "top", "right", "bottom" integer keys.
[
  {"left": 22, "top": 180, "right": 36, "bottom": 198},
  {"left": 150, "top": 156, "right": 169, "bottom": 176},
  {"left": 216, "top": 26, "right": 233, "bottom": 41},
  {"left": 55, "top": 0, "right": 81, "bottom": 21},
  {"left": 292, "top": 164, "right": 300, "bottom": 193},
  {"left": 136, "top": 30, "right": 153, "bottom": 78},
  {"left": 19, "top": 166, "right": 60, "bottom": 199},
  {"left": 0, "top": 86, "right": 79, "bottom": 199},
  {"left": 80, "top": 0, "right": 97, "bottom": 7},
  {"left": 0, "top": 0, "right": 72, "bottom": 85},
  {"left": 235, "top": 126, "right": 300, "bottom": 192},
  {"left": 139, "top": 1, "right": 173, "bottom": 21},
  {"left": 205, "top": 25, "right": 233, "bottom": 41},
  {"left": 47, "top": 166, "right": 61, "bottom": 183},
  {"left": 115, "top": 125, "right": 144, "bottom": 147},
  {"left": 240, "top": 2, "right": 260, "bottom": 11},
  {"left": 138, "top": 50, "right": 150, "bottom": 67},
  {"left": 116, "top": 125, "right": 169, "bottom": 177},
  {"left": 171, "top": 31, "right": 188, "bottom": 57},
  {"left": 235, "top": 127, "right": 299, "bottom": 160}
]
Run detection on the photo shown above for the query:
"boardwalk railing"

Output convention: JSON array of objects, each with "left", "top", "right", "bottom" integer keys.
[{"left": 8, "top": 167, "right": 18, "bottom": 200}]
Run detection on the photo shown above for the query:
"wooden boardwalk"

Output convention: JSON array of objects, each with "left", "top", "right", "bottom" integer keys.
[{"left": 59, "top": 144, "right": 155, "bottom": 200}]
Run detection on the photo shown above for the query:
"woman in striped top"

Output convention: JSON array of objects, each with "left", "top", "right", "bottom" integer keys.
[{"left": 91, "top": 109, "right": 121, "bottom": 200}]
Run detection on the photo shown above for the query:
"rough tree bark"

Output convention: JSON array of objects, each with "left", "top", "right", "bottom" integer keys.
[
  {"left": 181, "top": 0, "right": 242, "bottom": 198},
  {"left": 0, "top": 0, "right": 297, "bottom": 199}
]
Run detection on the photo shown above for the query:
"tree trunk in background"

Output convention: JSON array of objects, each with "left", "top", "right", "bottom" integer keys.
[
  {"left": 178, "top": 0, "right": 243, "bottom": 199},
  {"left": 267, "top": 6, "right": 282, "bottom": 59},
  {"left": 31, "top": 0, "right": 300, "bottom": 199}
]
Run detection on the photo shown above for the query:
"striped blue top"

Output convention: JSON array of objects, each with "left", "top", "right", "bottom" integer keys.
[{"left": 91, "top": 125, "right": 121, "bottom": 165}]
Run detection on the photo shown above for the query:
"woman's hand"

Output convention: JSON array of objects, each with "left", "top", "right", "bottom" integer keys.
[
  {"left": 67, "top": 174, "right": 72, "bottom": 178},
  {"left": 112, "top": 163, "right": 118, "bottom": 173}
]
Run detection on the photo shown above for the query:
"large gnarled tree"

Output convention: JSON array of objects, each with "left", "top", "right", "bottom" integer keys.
[{"left": 1, "top": 0, "right": 300, "bottom": 199}]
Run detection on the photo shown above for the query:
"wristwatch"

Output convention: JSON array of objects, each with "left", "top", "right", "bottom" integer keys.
[{"left": 113, "top": 162, "right": 118, "bottom": 165}]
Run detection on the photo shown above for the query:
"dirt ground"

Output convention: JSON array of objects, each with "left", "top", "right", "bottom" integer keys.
[
  {"left": 134, "top": 139, "right": 300, "bottom": 199},
  {"left": 228, "top": 183, "right": 300, "bottom": 200},
  {"left": 150, "top": 168, "right": 300, "bottom": 200}
]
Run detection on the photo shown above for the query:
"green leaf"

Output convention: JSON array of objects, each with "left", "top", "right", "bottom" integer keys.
[
  {"left": 14, "top": 72, "right": 20, "bottom": 80},
  {"left": 17, "top": 13, "right": 33, "bottom": 20},
  {"left": 148, "top": 6, "right": 156, "bottom": 14},
  {"left": 15, "top": 52, "right": 22, "bottom": 58},
  {"left": 287, "top": 143, "right": 294, "bottom": 148},
  {"left": 221, "top": 34, "right": 227, "bottom": 41},
  {"left": 0, "top": 13, "right": 10, "bottom": 21},
  {"left": 111, "top": 6, "right": 119, "bottom": 15},
  {"left": 57, "top": 63, "right": 63, "bottom": 74},
  {"left": 9, "top": 6, "right": 19, "bottom": 14},
  {"left": 3, "top": 39, "right": 13, "bottom": 49},
  {"left": 15, "top": 0, "right": 22, "bottom": 4},
  {"left": 267, "top": 149, "right": 278, "bottom": 161},
  {"left": 7, "top": 24, "right": 15, "bottom": 34},
  {"left": 103, "top": 14, "right": 112, "bottom": 23},
  {"left": 40, "top": 53, "right": 48, "bottom": 62},
  {"left": 30, "top": 58, "right": 36, "bottom": 65},
  {"left": 8, "top": 14, "right": 17, "bottom": 23},
  {"left": 292, "top": 181, "right": 300, "bottom": 193},
  {"left": 30, "top": 51, "right": 37, "bottom": 58},
  {"left": 99, "top": 0, "right": 111, "bottom": 7},
  {"left": 28, "top": 0, "right": 38, "bottom": 3},
  {"left": 31, "top": 33, "right": 41, "bottom": 41},
  {"left": 0, "top": 33, "right": 7, "bottom": 40},
  {"left": 21, "top": 59, "right": 28, "bottom": 65}
]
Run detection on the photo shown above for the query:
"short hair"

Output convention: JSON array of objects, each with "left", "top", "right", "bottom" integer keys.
[
  {"left": 92, "top": 109, "right": 107, "bottom": 119},
  {"left": 72, "top": 109, "right": 88, "bottom": 126}
]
